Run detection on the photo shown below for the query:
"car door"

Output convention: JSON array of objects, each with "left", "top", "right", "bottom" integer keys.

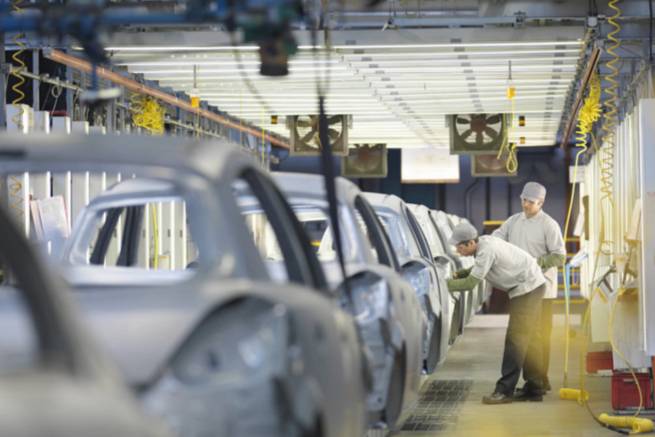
[
  {"left": 0, "top": 204, "right": 166, "bottom": 437},
  {"left": 232, "top": 168, "right": 367, "bottom": 437}
]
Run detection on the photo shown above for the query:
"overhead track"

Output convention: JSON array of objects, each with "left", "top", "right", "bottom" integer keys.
[{"left": 44, "top": 49, "right": 290, "bottom": 149}]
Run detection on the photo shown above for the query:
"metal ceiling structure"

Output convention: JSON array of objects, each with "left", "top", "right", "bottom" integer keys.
[{"left": 108, "top": 26, "right": 585, "bottom": 149}]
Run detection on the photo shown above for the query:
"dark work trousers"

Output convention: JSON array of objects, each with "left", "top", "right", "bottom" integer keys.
[
  {"left": 540, "top": 299, "right": 554, "bottom": 385},
  {"left": 494, "top": 284, "right": 546, "bottom": 396}
]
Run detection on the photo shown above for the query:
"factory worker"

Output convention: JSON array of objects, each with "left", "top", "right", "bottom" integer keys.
[
  {"left": 493, "top": 182, "right": 566, "bottom": 394},
  {"left": 447, "top": 222, "right": 546, "bottom": 404}
]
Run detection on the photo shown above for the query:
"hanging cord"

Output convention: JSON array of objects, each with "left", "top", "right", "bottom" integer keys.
[
  {"left": 496, "top": 61, "right": 518, "bottom": 173},
  {"left": 7, "top": 0, "right": 29, "bottom": 225},
  {"left": 598, "top": 0, "right": 622, "bottom": 258},
  {"left": 311, "top": 0, "right": 351, "bottom": 300},
  {"left": 150, "top": 204, "right": 159, "bottom": 269}
]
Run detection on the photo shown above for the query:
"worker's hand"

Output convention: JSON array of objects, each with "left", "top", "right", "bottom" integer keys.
[
  {"left": 452, "top": 268, "right": 471, "bottom": 279},
  {"left": 536, "top": 256, "right": 546, "bottom": 270}
]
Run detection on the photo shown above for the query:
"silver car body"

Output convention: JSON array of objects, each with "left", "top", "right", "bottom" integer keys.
[
  {"left": 0, "top": 134, "right": 368, "bottom": 437},
  {"left": 407, "top": 203, "right": 463, "bottom": 347},
  {"left": 363, "top": 193, "right": 450, "bottom": 371},
  {"left": 0, "top": 195, "right": 170, "bottom": 437},
  {"left": 271, "top": 173, "right": 424, "bottom": 425}
]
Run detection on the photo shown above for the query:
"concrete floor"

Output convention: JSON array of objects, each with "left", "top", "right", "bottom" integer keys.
[{"left": 393, "top": 314, "right": 620, "bottom": 437}]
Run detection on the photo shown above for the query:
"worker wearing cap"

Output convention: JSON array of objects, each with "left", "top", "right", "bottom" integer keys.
[
  {"left": 493, "top": 182, "right": 566, "bottom": 395},
  {"left": 447, "top": 222, "right": 546, "bottom": 404}
]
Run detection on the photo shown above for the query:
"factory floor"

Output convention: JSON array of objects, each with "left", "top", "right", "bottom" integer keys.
[{"left": 393, "top": 313, "right": 621, "bottom": 437}]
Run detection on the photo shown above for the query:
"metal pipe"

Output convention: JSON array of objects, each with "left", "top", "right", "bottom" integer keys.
[
  {"left": 44, "top": 49, "right": 290, "bottom": 149},
  {"left": 464, "top": 176, "right": 480, "bottom": 220}
]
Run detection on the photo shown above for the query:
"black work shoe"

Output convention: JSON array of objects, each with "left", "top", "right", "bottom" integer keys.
[
  {"left": 543, "top": 379, "right": 552, "bottom": 392},
  {"left": 482, "top": 392, "right": 513, "bottom": 405},
  {"left": 515, "top": 384, "right": 546, "bottom": 396},
  {"left": 512, "top": 389, "right": 543, "bottom": 402}
]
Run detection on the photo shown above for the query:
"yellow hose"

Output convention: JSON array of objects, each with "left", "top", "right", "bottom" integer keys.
[{"left": 598, "top": 414, "right": 654, "bottom": 434}]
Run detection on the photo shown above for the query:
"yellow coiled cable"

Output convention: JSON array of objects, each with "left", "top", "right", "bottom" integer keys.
[
  {"left": 496, "top": 89, "right": 518, "bottom": 173},
  {"left": 598, "top": 0, "right": 622, "bottom": 257},
  {"left": 8, "top": 0, "right": 28, "bottom": 223},
  {"left": 130, "top": 94, "right": 165, "bottom": 135}
]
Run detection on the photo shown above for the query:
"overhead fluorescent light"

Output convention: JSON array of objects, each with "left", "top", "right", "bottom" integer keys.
[
  {"left": 328, "top": 40, "right": 582, "bottom": 50},
  {"left": 340, "top": 49, "right": 581, "bottom": 58},
  {"left": 106, "top": 46, "right": 259, "bottom": 51}
]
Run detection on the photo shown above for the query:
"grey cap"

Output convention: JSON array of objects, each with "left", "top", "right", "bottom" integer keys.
[
  {"left": 449, "top": 222, "right": 479, "bottom": 245},
  {"left": 521, "top": 182, "right": 546, "bottom": 202}
]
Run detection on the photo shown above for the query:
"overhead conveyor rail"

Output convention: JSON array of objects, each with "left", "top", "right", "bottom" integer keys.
[{"left": 44, "top": 49, "right": 291, "bottom": 150}]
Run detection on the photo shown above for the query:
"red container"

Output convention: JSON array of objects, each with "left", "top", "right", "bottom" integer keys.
[
  {"left": 586, "top": 351, "right": 614, "bottom": 373},
  {"left": 611, "top": 372, "right": 653, "bottom": 411}
]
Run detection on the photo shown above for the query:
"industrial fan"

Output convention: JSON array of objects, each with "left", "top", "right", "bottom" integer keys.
[
  {"left": 288, "top": 114, "right": 349, "bottom": 156},
  {"left": 450, "top": 113, "right": 508, "bottom": 155},
  {"left": 471, "top": 153, "right": 517, "bottom": 177},
  {"left": 342, "top": 144, "right": 387, "bottom": 178}
]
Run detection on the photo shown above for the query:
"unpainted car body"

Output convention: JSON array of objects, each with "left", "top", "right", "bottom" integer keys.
[
  {"left": 0, "top": 134, "right": 368, "bottom": 437},
  {"left": 407, "top": 203, "right": 464, "bottom": 347},
  {"left": 363, "top": 193, "right": 450, "bottom": 372},
  {"left": 0, "top": 198, "right": 170, "bottom": 437},
  {"left": 271, "top": 172, "right": 424, "bottom": 426}
]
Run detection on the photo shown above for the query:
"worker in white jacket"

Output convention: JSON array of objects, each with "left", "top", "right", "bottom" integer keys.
[
  {"left": 447, "top": 222, "right": 546, "bottom": 404},
  {"left": 492, "top": 181, "right": 566, "bottom": 394}
]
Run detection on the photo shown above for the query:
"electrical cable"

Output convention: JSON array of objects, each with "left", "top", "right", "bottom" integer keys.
[
  {"left": 496, "top": 62, "right": 518, "bottom": 173},
  {"left": 598, "top": 0, "right": 621, "bottom": 258},
  {"left": 8, "top": 0, "right": 28, "bottom": 229}
]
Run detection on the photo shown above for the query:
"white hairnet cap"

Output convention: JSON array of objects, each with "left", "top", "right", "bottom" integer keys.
[
  {"left": 449, "top": 222, "right": 479, "bottom": 245},
  {"left": 521, "top": 182, "right": 546, "bottom": 202}
]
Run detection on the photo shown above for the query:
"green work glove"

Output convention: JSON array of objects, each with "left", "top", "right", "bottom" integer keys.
[
  {"left": 537, "top": 253, "right": 566, "bottom": 270},
  {"left": 452, "top": 267, "right": 472, "bottom": 279}
]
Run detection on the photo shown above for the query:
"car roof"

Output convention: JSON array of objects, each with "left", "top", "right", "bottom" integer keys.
[{"left": 0, "top": 133, "right": 255, "bottom": 182}]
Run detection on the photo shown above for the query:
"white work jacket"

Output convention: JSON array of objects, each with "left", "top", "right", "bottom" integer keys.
[
  {"left": 470, "top": 236, "right": 546, "bottom": 299},
  {"left": 492, "top": 210, "right": 566, "bottom": 299}
]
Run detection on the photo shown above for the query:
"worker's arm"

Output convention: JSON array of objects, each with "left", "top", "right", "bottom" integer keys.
[
  {"left": 447, "top": 274, "right": 482, "bottom": 292},
  {"left": 537, "top": 253, "right": 566, "bottom": 269},
  {"left": 448, "top": 244, "right": 493, "bottom": 292}
]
